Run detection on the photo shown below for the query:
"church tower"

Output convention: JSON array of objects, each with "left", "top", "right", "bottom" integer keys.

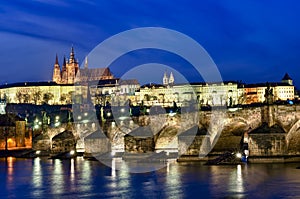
[
  {"left": 282, "top": 73, "right": 293, "bottom": 85},
  {"left": 52, "top": 54, "right": 61, "bottom": 83},
  {"left": 169, "top": 72, "right": 174, "bottom": 85},
  {"left": 61, "top": 56, "right": 67, "bottom": 84},
  {"left": 163, "top": 71, "right": 169, "bottom": 85},
  {"left": 65, "top": 46, "right": 79, "bottom": 84}
]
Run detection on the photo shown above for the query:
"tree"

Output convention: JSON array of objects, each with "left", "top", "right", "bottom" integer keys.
[
  {"left": 33, "top": 90, "right": 42, "bottom": 104},
  {"left": 68, "top": 91, "right": 74, "bottom": 104},
  {"left": 23, "top": 93, "right": 31, "bottom": 103},
  {"left": 60, "top": 93, "right": 67, "bottom": 104},
  {"left": 43, "top": 92, "right": 54, "bottom": 104},
  {"left": 16, "top": 91, "right": 23, "bottom": 103}
]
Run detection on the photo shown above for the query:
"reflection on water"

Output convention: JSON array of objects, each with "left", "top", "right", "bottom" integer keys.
[
  {"left": 0, "top": 158, "right": 300, "bottom": 198},
  {"left": 6, "top": 157, "right": 15, "bottom": 185},
  {"left": 165, "top": 161, "right": 183, "bottom": 198},
  {"left": 52, "top": 159, "right": 63, "bottom": 195},
  {"left": 227, "top": 164, "right": 245, "bottom": 198},
  {"left": 32, "top": 158, "right": 42, "bottom": 197}
]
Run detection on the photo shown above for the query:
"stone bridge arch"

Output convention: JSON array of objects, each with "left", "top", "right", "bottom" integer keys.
[
  {"left": 211, "top": 117, "right": 247, "bottom": 153},
  {"left": 223, "top": 117, "right": 249, "bottom": 135},
  {"left": 111, "top": 126, "right": 132, "bottom": 151},
  {"left": 47, "top": 123, "right": 68, "bottom": 140},
  {"left": 154, "top": 125, "right": 178, "bottom": 151},
  {"left": 286, "top": 120, "right": 300, "bottom": 153}
]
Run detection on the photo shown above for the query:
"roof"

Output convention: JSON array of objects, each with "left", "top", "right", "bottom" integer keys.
[
  {"left": 85, "top": 130, "right": 107, "bottom": 139},
  {"left": 52, "top": 131, "right": 75, "bottom": 140},
  {"left": 140, "top": 83, "right": 165, "bottom": 88},
  {"left": 119, "top": 79, "right": 140, "bottom": 85},
  {"left": 282, "top": 73, "right": 292, "bottom": 80},
  {"left": 190, "top": 81, "right": 239, "bottom": 86},
  {"left": 0, "top": 81, "right": 73, "bottom": 89},
  {"left": 77, "top": 67, "right": 113, "bottom": 82},
  {"left": 244, "top": 82, "right": 292, "bottom": 88}
]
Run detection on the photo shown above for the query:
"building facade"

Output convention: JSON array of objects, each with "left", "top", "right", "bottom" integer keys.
[
  {"left": 133, "top": 72, "right": 242, "bottom": 107},
  {"left": 53, "top": 47, "right": 114, "bottom": 84},
  {"left": 242, "top": 73, "right": 295, "bottom": 104}
]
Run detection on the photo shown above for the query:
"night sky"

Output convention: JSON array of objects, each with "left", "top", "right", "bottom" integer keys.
[{"left": 1, "top": 0, "right": 300, "bottom": 87}]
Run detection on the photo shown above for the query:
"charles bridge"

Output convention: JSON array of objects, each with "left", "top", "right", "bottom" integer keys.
[{"left": 33, "top": 104, "right": 300, "bottom": 162}]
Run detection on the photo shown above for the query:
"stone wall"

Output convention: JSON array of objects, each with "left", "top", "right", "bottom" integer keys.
[
  {"left": 248, "top": 133, "right": 287, "bottom": 156},
  {"left": 29, "top": 104, "right": 300, "bottom": 159}
]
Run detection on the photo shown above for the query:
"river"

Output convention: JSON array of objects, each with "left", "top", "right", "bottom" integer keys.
[{"left": 0, "top": 157, "right": 299, "bottom": 198}]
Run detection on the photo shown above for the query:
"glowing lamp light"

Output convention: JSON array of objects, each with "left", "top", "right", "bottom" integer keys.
[
  {"left": 169, "top": 112, "right": 176, "bottom": 117},
  {"left": 36, "top": 150, "right": 41, "bottom": 155},
  {"left": 70, "top": 150, "right": 75, "bottom": 155},
  {"left": 236, "top": 152, "right": 242, "bottom": 158},
  {"left": 82, "top": 119, "right": 89, "bottom": 124}
]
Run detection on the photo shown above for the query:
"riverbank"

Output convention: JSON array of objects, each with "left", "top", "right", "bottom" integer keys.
[
  {"left": 0, "top": 148, "right": 34, "bottom": 157},
  {"left": 1, "top": 149, "right": 300, "bottom": 164}
]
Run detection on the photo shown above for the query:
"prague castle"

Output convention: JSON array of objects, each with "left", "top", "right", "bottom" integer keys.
[
  {"left": 0, "top": 46, "right": 295, "bottom": 107},
  {"left": 0, "top": 47, "right": 139, "bottom": 105},
  {"left": 52, "top": 47, "right": 79, "bottom": 84},
  {"left": 52, "top": 47, "right": 114, "bottom": 84}
]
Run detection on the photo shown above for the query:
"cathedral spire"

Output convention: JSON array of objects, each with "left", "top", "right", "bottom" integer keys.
[
  {"left": 163, "top": 70, "right": 169, "bottom": 85},
  {"left": 53, "top": 54, "right": 61, "bottom": 83},
  {"left": 55, "top": 54, "right": 59, "bottom": 65},
  {"left": 62, "top": 56, "right": 67, "bottom": 70},
  {"left": 69, "top": 46, "right": 75, "bottom": 64},
  {"left": 169, "top": 72, "right": 174, "bottom": 84}
]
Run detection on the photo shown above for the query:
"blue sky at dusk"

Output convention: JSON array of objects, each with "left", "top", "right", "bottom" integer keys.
[{"left": 1, "top": 0, "right": 300, "bottom": 87}]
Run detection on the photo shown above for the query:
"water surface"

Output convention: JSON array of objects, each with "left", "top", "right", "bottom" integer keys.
[{"left": 0, "top": 157, "right": 299, "bottom": 198}]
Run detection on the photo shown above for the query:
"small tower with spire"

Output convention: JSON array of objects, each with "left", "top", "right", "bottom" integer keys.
[
  {"left": 66, "top": 46, "right": 77, "bottom": 84},
  {"left": 282, "top": 73, "right": 293, "bottom": 85},
  {"left": 169, "top": 72, "right": 174, "bottom": 85},
  {"left": 61, "top": 56, "right": 67, "bottom": 84},
  {"left": 69, "top": 46, "right": 76, "bottom": 64},
  {"left": 52, "top": 54, "right": 61, "bottom": 83},
  {"left": 163, "top": 71, "right": 169, "bottom": 85}
]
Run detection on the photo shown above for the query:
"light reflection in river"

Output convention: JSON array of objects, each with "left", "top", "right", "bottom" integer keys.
[
  {"left": 6, "top": 157, "right": 14, "bottom": 185},
  {"left": 0, "top": 157, "right": 300, "bottom": 198},
  {"left": 51, "top": 159, "right": 63, "bottom": 195},
  {"left": 165, "top": 161, "right": 183, "bottom": 198},
  {"left": 32, "top": 157, "right": 42, "bottom": 197},
  {"left": 227, "top": 164, "right": 245, "bottom": 198}
]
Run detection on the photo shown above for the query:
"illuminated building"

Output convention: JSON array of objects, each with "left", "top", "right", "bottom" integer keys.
[
  {"left": 0, "top": 47, "right": 139, "bottom": 105},
  {"left": 53, "top": 47, "right": 114, "bottom": 84},
  {"left": 134, "top": 73, "right": 242, "bottom": 107},
  {"left": 0, "top": 82, "right": 75, "bottom": 105},
  {"left": 0, "top": 113, "right": 29, "bottom": 149},
  {"left": 243, "top": 73, "right": 295, "bottom": 104}
]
